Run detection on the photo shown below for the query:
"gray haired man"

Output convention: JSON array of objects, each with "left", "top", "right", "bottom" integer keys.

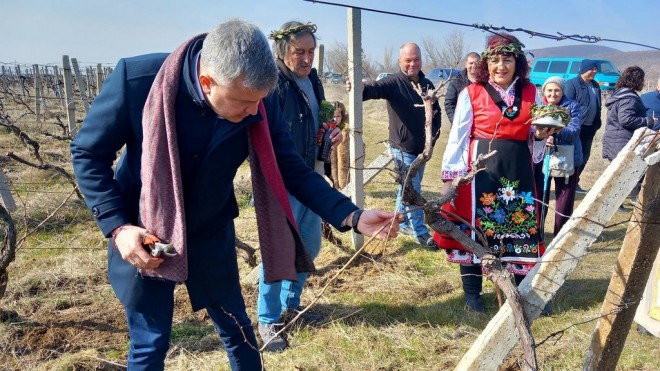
[{"left": 256, "top": 20, "right": 344, "bottom": 352}]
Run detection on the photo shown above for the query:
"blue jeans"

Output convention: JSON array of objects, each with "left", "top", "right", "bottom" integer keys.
[
  {"left": 257, "top": 194, "right": 322, "bottom": 324},
  {"left": 390, "top": 147, "right": 428, "bottom": 237},
  {"left": 125, "top": 282, "right": 260, "bottom": 370}
]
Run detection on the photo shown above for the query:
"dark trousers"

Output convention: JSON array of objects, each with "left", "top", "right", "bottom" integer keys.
[
  {"left": 534, "top": 162, "right": 579, "bottom": 236},
  {"left": 460, "top": 264, "right": 483, "bottom": 296},
  {"left": 125, "top": 286, "right": 261, "bottom": 371},
  {"left": 577, "top": 125, "right": 598, "bottom": 183}
]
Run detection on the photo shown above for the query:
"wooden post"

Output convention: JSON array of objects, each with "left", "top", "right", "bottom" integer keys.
[
  {"left": 33, "top": 64, "right": 41, "bottom": 124},
  {"left": 583, "top": 163, "right": 660, "bottom": 371},
  {"left": 455, "top": 128, "right": 657, "bottom": 370},
  {"left": 53, "top": 66, "right": 64, "bottom": 107},
  {"left": 347, "top": 7, "right": 364, "bottom": 249},
  {"left": 314, "top": 44, "right": 324, "bottom": 75},
  {"left": 62, "top": 55, "right": 77, "bottom": 136},
  {"left": 1, "top": 66, "right": 7, "bottom": 98},
  {"left": 96, "top": 63, "right": 104, "bottom": 94},
  {"left": 71, "top": 58, "right": 90, "bottom": 113},
  {"left": 87, "top": 66, "right": 96, "bottom": 98},
  {"left": 85, "top": 66, "right": 91, "bottom": 97},
  {"left": 0, "top": 170, "right": 16, "bottom": 212},
  {"left": 16, "top": 65, "right": 27, "bottom": 96}
]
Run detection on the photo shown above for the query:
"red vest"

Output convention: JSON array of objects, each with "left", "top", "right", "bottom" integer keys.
[{"left": 467, "top": 82, "right": 536, "bottom": 141}]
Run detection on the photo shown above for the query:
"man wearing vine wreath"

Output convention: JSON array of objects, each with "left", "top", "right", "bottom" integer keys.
[{"left": 255, "top": 20, "right": 344, "bottom": 352}]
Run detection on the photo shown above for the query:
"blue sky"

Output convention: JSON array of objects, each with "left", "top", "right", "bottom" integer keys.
[{"left": 1, "top": 0, "right": 658, "bottom": 67}]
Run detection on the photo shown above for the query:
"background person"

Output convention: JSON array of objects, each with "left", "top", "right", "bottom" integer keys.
[
  {"left": 70, "top": 19, "right": 397, "bottom": 369},
  {"left": 640, "top": 76, "right": 660, "bottom": 131},
  {"left": 330, "top": 101, "right": 351, "bottom": 189},
  {"left": 444, "top": 52, "right": 480, "bottom": 126},
  {"left": 533, "top": 76, "right": 583, "bottom": 237},
  {"left": 433, "top": 33, "right": 557, "bottom": 313},
  {"left": 354, "top": 43, "right": 442, "bottom": 248},
  {"left": 602, "top": 66, "right": 658, "bottom": 207},
  {"left": 602, "top": 66, "right": 658, "bottom": 162},
  {"left": 564, "top": 59, "right": 602, "bottom": 193}
]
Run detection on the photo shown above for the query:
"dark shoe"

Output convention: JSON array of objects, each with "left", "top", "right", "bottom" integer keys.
[
  {"left": 575, "top": 185, "right": 588, "bottom": 194},
  {"left": 417, "top": 233, "right": 438, "bottom": 249},
  {"left": 460, "top": 265, "right": 484, "bottom": 313},
  {"left": 637, "top": 324, "right": 652, "bottom": 336},
  {"left": 540, "top": 301, "right": 553, "bottom": 317},
  {"left": 258, "top": 322, "right": 288, "bottom": 352},
  {"left": 465, "top": 293, "right": 485, "bottom": 313},
  {"left": 283, "top": 306, "right": 325, "bottom": 326},
  {"left": 618, "top": 205, "right": 630, "bottom": 212}
]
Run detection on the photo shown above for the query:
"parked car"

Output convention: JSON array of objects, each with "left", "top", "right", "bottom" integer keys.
[
  {"left": 321, "top": 71, "right": 344, "bottom": 84},
  {"left": 529, "top": 58, "right": 620, "bottom": 91},
  {"left": 330, "top": 73, "right": 345, "bottom": 84},
  {"left": 427, "top": 68, "right": 461, "bottom": 87},
  {"left": 376, "top": 72, "right": 393, "bottom": 81}
]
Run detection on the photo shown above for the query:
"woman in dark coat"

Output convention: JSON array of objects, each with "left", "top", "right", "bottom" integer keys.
[{"left": 602, "top": 66, "right": 659, "bottom": 161}]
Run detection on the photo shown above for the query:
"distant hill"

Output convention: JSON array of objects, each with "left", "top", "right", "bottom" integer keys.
[
  {"left": 528, "top": 45, "right": 620, "bottom": 59},
  {"left": 592, "top": 50, "right": 660, "bottom": 84}
]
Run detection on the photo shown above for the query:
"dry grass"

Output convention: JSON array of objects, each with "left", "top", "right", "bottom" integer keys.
[{"left": 0, "top": 83, "right": 658, "bottom": 371}]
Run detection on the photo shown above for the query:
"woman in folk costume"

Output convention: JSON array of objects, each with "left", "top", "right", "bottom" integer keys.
[{"left": 432, "top": 33, "right": 559, "bottom": 313}]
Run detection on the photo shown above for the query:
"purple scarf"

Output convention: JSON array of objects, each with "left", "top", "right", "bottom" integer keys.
[{"left": 139, "top": 35, "right": 314, "bottom": 282}]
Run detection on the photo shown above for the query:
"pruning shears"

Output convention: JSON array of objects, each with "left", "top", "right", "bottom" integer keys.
[{"left": 143, "top": 233, "right": 176, "bottom": 258}]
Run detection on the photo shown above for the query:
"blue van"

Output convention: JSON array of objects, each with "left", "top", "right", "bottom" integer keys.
[{"left": 529, "top": 58, "right": 620, "bottom": 91}]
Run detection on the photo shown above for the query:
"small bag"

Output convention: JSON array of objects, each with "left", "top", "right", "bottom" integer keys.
[{"left": 543, "top": 144, "right": 575, "bottom": 180}]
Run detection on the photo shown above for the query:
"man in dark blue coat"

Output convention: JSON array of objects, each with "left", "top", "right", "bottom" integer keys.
[
  {"left": 564, "top": 59, "right": 602, "bottom": 192},
  {"left": 70, "top": 19, "right": 396, "bottom": 370},
  {"left": 640, "top": 77, "right": 660, "bottom": 130}
]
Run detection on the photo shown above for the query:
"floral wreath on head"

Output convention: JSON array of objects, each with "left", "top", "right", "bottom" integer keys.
[
  {"left": 268, "top": 22, "right": 317, "bottom": 40},
  {"left": 481, "top": 41, "right": 525, "bottom": 60}
]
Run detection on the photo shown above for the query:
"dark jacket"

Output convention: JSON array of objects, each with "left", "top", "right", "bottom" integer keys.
[
  {"left": 640, "top": 90, "right": 660, "bottom": 130},
  {"left": 444, "top": 69, "right": 471, "bottom": 124},
  {"left": 273, "top": 60, "right": 325, "bottom": 169},
  {"left": 553, "top": 96, "right": 584, "bottom": 168},
  {"left": 602, "top": 87, "right": 654, "bottom": 161},
  {"left": 363, "top": 71, "right": 441, "bottom": 155},
  {"left": 564, "top": 76, "right": 602, "bottom": 129},
  {"left": 70, "top": 36, "right": 355, "bottom": 313}
]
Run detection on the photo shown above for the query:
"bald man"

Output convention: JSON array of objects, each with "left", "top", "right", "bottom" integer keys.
[{"left": 361, "top": 43, "right": 442, "bottom": 248}]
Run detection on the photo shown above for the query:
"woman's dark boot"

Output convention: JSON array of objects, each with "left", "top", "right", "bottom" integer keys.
[{"left": 460, "top": 264, "right": 484, "bottom": 313}]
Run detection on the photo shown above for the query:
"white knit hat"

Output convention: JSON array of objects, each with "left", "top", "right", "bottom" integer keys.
[{"left": 542, "top": 76, "right": 565, "bottom": 92}]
